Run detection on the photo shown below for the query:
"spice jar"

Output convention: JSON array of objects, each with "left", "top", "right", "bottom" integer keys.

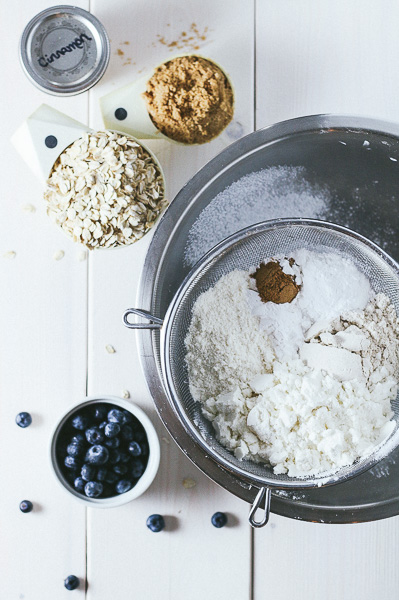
[{"left": 19, "top": 6, "right": 110, "bottom": 96}]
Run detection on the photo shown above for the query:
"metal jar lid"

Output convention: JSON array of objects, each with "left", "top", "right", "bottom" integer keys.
[{"left": 20, "top": 5, "right": 110, "bottom": 96}]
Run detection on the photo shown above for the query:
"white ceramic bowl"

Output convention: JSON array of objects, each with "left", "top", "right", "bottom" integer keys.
[{"left": 50, "top": 396, "right": 160, "bottom": 507}]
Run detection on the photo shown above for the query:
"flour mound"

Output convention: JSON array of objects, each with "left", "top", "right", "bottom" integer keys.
[
  {"left": 184, "top": 261, "right": 399, "bottom": 477},
  {"left": 185, "top": 271, "right": 274, "bottom": 402}
]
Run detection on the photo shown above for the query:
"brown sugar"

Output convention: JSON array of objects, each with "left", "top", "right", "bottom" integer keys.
[
  {"left": 143, "top": 55, "right": 234, "bottom": 144},
  {"left": 252, "top": 260, "right": 300, "bottom": 304}
]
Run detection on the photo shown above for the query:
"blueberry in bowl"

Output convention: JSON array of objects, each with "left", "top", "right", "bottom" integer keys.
[{"left": 50, "top": 396, "right": 160, "bottom": 507}]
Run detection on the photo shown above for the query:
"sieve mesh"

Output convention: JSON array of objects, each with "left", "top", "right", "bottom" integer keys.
[{"left": 160, "top": 220, "right": 399, "bottom": 488}]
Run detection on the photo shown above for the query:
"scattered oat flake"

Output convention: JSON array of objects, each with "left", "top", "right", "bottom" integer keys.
[
  {"left": 106, "top": 344, "right": 116, "bottom": 354},
  {"left": 389, "top": 156, "right": 398, "bottom": 162},
  {"left": 121, "top": 389, "right": 130, "bottom": 399},
  {"left": 53, "top": 250, "right": 65, "bottom": 261},
  {"left": 182, "top": 478, "right": 197, "bottom": 489},
  {"left": 22, "top": 204, "right": 36, "bottom": 213},
  {"left": 161, "top": 436, "right": 170, "bottom": 445},
  {"left": 3, "top": 251, "right": 16, "bottom": 259}
]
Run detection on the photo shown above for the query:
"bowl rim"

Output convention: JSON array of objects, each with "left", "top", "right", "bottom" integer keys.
[{"left": 50, "top": 395, "right": 160, "bottom": 507}]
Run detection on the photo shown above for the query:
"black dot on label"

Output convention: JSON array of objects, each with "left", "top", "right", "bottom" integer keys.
[
  {"left": 45, "top": 135, "right": 58, "bottom": 149},
  {"left": 115, "top": 108, "right": 127, "bottom": 121}
]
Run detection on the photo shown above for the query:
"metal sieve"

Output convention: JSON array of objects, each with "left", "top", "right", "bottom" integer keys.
[{"left": 124, "top": 219, "right": 399, "bottom": 526}]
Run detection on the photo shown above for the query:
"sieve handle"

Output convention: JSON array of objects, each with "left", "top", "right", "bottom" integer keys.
[
  {"left": 123, "top": 308, "right": 163, "bottom": 330},
  {"left": 248, "top": 486, "right": 271, "bottom": 528}
]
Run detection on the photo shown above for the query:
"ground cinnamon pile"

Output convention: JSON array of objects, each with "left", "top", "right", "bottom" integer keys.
[
  {"left": 143, "top": 56, "right": 234, "bottom": 144},
  {"left": 252, "top": 260, "right": 300, "bottom": 304}
]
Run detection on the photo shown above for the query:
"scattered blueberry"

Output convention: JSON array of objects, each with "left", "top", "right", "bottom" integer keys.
[
  {"left": 105, "top": 471, "right": 118, "bottom": 484},
  {"left": 85, "top": 426, "right": 104, "bottom": 445},
  {"left": 108, "top": 449, "right": 121, "bottom": 465},
  {"left": 105, "top": 437, "right": 120, "bottom": 449},
  {"left": 16, "top": 412, "right": 32, "bottom": 428},
  {"left": 85, "top": 445, "right": 109, "bottom": 465},
  {"left": 211, "top": 512, "right": 228, "bottom": 528},
  {"left": 107, "top": 409, "right": 126, "bottom": 424},
  {"left": 131, "top": 459, "right": 145, "bottom": 479},
  {"left": 81, "top": 464, "right": 96, "bottom": 482},
  {"left": 104, "top": 422, "right": 120, "bottom": 438},
  {"left": 116, "top": 479, "right": 132, "bottom": 494},
  {"left": 19, "top": 500, "right": 33, "bottom": 513},
  {"left": 121, "top": 425, "right": 134, "bottom": 441},
  {"left": 146, "top": 514, "right": 165, "bottom": 532},
  {"left": 64, "top": 456, "right": 80, "bottom": 470},
  {"left": 72, "top": 415, "right": 89, "bottom": 430},
  {"left": 74, "top": 477, "right": 86, "bottom": 493},
  {"left": 128, "top": 441, "right": 142, "bottom": 456},
  {"left": 85, "top": 481, "right": 103, "bottom": 498},
  {"left": 67, "top": 442, "right": 84, "bottom": 458},
  {"left": 113, "top": 464, "right": 127, "bottom": 475},
  {"left": 64, "top": 575, "right": 80, "bottom": 591},
  {"left": 96, "top": 468, "right": 107, "bottom": 482},
  {"left": 94, "top": 406, "right": 107, "bottom": 421}
]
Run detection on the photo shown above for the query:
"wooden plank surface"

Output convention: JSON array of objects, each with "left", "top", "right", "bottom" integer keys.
[
  {"left": 0, "top": 2, "right": 89, "bottom": 598},
  {"left": 86, "top": 1, "right": 254, "bottom": 599},
  {"left": 254, "top": 2, "right": 399, "bottom": 599}
]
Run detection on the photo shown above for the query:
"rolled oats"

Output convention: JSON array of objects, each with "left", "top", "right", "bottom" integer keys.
[{"left": 44, "top": 131, "right": 167, "bottom": 250}]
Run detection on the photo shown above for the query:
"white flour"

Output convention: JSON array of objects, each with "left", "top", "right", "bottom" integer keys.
[
  {"left": 183, "top": 167, "right": 330, "bottom": 267},
  {"left": 185, "top": 253, "right": 399, "bottom": 477}
]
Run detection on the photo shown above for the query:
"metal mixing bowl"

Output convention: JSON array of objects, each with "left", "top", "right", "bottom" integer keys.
[{"left": 127, "top": 115, "right": 399, "bottom": 524}]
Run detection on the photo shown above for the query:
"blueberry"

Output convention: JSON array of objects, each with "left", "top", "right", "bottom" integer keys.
[
  {"left": 140, "top": 442, "right": 149, "bottom": 456},
  {"left": 67, "top": 442, "right": 84, "bottom": 458},
  {"left": 19, "top": 500, "right": 33, "bottom": 513},
  {"left": 94, "top": 406, "right": 107, "bottom": 421},
  {"left": 74, "top": 477, "right": 86, "bottom": 493},
  {"left": 72, "top": 415, "right": 89, "bottom": 430},
  {"left": 107, "top": 409, "right": 126, "bottom": 424},
  {"left": 135, "top": 430, "right": 147, "bottom": 443},
  {"left": 71, "top": 433, "right": 85, "bottom": 444},
  {"left": 64, "top": 575, "right": 80, "bottom": 590},
  {"left": 121, "top": 425, "right": 134, "bottom": 441},
  {"left": 116, "top": 479, "right": 133, "bottom": 494},
  {"left": 128, "top": 441, "right": 142, "bottom": 457},
  {"left": 85, "top": 426, "right": 104, "bottom": 445},
  {"left": 105, "top": 471, "right": 118, "bottom": 484},
  {"left": 85, "top": 481, "right": 103, "bottom": 498},
  {"left": 146, "top": 514, "right": 165, "bottom": 532},
  {"left": 123, "top": 410, "right": 134, "bottom": 424},
  {"left": 81, "top": 464, "right": 96, "bottom": 481},
  {"left": 64, "top": 456, "right": 80, "bottom": 470},
  {"left": 96, "top": 468, "right": 107, "bottom": 482},
  {"left": 119, "top": 451, "right": 130, "bottom": 463},
  {"left": 211, "top": 512, "right": 227, "bottom": 528},
  {"left": 98, "top": 421, "right": 107, "bottom": 430},
  {"left": 16, "top": 412, "right": 32, "bottom": 428},
  {"left": 104, "top": 422, "right": 120, "bottom": 438},
  {"left": 105, "top": 437, "right": 120, "bottom": 449},
  {"left": 108, "top": 449, "right": 121, "bottom": 465},
  {"left": 113, "top": 464, "right": 127, "bottom": 475},
  {"left": 85, "top": 445, "right": 109, "bottom": 465},
  {"left": 131, "top": 459, "right": 145, "bottom": 479}
]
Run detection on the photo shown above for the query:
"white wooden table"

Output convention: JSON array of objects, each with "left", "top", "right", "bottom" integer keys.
[{"left": 2, "top": 2, "right": 399, "bottom": 599}]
